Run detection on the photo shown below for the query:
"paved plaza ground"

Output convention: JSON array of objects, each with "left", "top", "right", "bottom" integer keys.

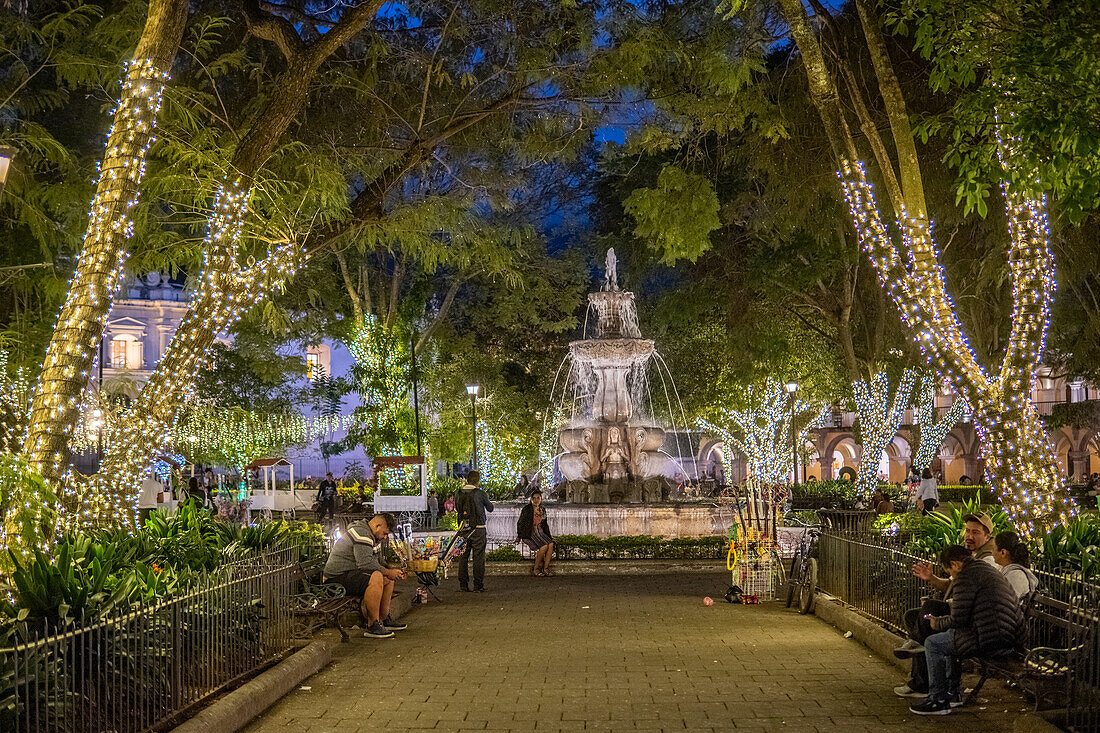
[{"left": 246, "top": 571, "right": 1034, "bottom": 732}]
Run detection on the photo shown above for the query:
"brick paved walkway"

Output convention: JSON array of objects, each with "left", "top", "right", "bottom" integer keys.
[{"left": 246, "top": 572, "right": 1032, "bottom": 732}]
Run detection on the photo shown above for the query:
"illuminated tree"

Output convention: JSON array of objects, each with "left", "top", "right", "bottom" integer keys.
[
  {"left": 912, "top": 376, "right": 966, "bottom": 472},
  {"left": 699, "top": 379, "right": 824, "bottom": 486},
  {"left": 173, "top": 406, "right": 345, "bottom": 475},
  {"left": 762, "top": 0, "right": 1068, "bottom": 534},
  {"left": 477, "top": 422, "right": 531, "bottom": 491},
  {"left": 22, "top": 0, "right": 188, "bottom": 484},
  {"left": 852, "top": 369, "right": 916, "bottom": 492}
]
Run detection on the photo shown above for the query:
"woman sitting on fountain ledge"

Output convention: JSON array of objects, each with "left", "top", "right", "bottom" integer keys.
[{"left": 517, "top": 489, "right": 555, "bottom": 577}]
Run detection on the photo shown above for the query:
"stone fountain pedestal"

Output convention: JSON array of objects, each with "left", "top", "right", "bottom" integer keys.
[{"left": 486, "top": 502, "right": 735, "bottom": 540}]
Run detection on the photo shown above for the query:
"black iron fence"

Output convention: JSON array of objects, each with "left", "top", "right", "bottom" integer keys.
[
  {"left": 817, "top": 531, "right": 1100, "bottom": 731},
  {"left": 0, "top": 548, "right": 300, "bottom": 733}
]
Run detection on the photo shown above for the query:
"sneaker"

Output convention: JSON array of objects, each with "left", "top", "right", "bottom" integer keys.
[
  {"left": 475, "top": 587, "right": 486, "bottom": 592},
  {"left": 383, "top": 616, "right": 407, "bottom": 631},
  {"left": 459, "top": 585, "right": 470, "bottom": 592},
  {"left": 893, "top": 685, "right": 928, "bottom": 699},
  {"left": 893, "top": 639, "right": 925, "bottom": 659},
  {"left": 949, "top": 693, "right": 964, "bottom": 708},
  {"left": 362, "top": 621, "right": 394, "bottom": 639},
  {"left": 909, "top": 697, "right": 951, "bottom": 716}
]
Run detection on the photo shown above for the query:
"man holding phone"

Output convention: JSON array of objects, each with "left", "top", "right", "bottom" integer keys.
[
  {"left": 893, "top": 513, "right": 998, "bottom": 698},
  {"left": 323, "top": 512, "right": 409, "bottom": 638},
  {"left": 910, "top": 545, "right": 1021, "bottom": 715}
]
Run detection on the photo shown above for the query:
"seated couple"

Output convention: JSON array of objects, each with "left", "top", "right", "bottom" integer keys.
[
  {"left": 894, "top": 512, "right": 1036, "bottom": 715},
  {"left": 322, "top": 512, "right": 409, "bottom": 639},
  {"left": 517, "top": 489, "right": 555, "bottom": 577}
]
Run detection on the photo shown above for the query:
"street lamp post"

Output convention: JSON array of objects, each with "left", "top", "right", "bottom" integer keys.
[
  {"left": 784, "top": 381, "right": 799, "bottom": 486},
  {"left": 466, "top": 384, "right": 480, "bottom": 469}
]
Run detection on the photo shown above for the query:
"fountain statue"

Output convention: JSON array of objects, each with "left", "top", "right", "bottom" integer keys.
[{"left": 551, "top": 249, "right": 690, "bottom": 503}]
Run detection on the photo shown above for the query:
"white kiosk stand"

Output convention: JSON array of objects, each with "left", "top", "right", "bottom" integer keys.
[
  {"left": 372, "top": 456, "right": 428, "bottom": 526},
  {"left": 246, "top": 457, "right": 310, "bottom": 518}
]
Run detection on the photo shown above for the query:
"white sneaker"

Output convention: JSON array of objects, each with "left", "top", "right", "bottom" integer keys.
[{"left": 894, "top": 685, "right": 927, "bottom": 699}]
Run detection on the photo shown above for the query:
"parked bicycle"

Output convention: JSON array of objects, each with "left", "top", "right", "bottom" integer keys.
[{"left": 786, "top": 526, "right": 821, "bottom": 614}]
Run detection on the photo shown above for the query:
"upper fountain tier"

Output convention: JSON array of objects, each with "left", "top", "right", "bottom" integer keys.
[{"left": 587, "top": 291, "right": 643, "bottom": 340}]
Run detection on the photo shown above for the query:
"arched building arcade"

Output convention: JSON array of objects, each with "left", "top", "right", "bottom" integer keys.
[{"left": 708, "top": 376, "right": 1100, "bottom": 485}]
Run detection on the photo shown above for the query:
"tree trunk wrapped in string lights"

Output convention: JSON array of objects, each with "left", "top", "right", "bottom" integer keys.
[
  {"left": 912, "top": 376, "right": 966, "bottom": 472},
  {"left": 838, "top": 159, "right": 1064, "bottom": 534},
  {"left": 22, "top": 0, "right": 188, "bottom": 487},
  {"left": 852, "top": 369, "right": 917, "bottom": 493},
  {"left": 90, "top": 206, "right": 305, "bottom": 528},
  {"left": 699, "top": 379, "right": 824, "bottom": 487},
  {"left": 769, "top": 0, "right": 1067, "bottom": 535}
]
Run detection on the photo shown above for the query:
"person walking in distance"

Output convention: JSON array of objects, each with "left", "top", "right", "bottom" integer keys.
[
  {"left": 317, "top": 472, "right": 338, "bottom": 523},
  {"left": 428, "top": 491, "right": 439, "bottom": 528},
  {"left": 456, "top": 470, "right": 493, "bottom": 592}
]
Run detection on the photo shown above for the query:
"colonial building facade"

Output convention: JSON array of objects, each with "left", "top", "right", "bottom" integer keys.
[{"left": 699, "top": 383, "right": 1100, "bottom": 486}]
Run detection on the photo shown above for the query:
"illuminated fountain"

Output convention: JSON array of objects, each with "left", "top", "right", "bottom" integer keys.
[{"left": 547, "top": 249, "right": 694, "bottom": 504}]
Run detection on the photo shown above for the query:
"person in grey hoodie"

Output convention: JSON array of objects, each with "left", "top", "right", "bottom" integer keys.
[
  {"left": 323, "top": 512, "right": 406, "bottom": 638},
  {"left": 456, "top": 470, "right": 493, "bottom": 592}
]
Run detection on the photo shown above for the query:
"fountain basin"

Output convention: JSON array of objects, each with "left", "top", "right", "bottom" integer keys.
[{"left": 486, "top": 503, "right": 735, "bottom": 540}]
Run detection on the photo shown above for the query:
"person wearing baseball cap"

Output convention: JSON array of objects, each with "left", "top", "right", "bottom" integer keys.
[{"left": 961, "top": 512, "right": 997, "bottom": 565}]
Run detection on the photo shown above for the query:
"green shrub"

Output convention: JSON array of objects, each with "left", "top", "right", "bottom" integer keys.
[
  {"left": 551, "top": 534, "right": 726, "bottom": 561},
  {"left": 792, "top": 479, "right": 859, "bottom": 509},
  {"left": 936, "top": 485, "right": 998, "bottom": 504},
  {"left": 438, "top": 511, "right": 459, "bottom": 531},
  {"left": 486, "top": 546, "right": 524, "bottom": 561}
]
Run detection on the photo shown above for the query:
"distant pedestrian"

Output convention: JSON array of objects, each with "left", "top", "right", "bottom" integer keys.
[
  {"left": 444, "top": 494, "right": 455, "bottom": 514},
  {"left": 428, "top": 491, "right": 439, "bottom": 527},
  {"left": 138, "top": 475, "right": 162, "bottom": 524},
  {"left": 916, "top": 468, "right": 939, "bottom": 515},
  {"left": 515, "top": 474, "right": 530, "bottom": 498},
  {"left": 317, "top": 472, "right": 337, "bottom": 522},
  {"left": 456, "top": 470, "right": 493, "bottom": 592},
  {"left": 186, "top": 476, "right": 206, "bottom": 507}
]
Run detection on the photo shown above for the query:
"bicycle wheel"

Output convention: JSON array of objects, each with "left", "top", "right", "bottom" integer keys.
[
  {"left": 786, "top": 550, "right": 802, "bottom": 608},
  {"left": 797, "top": 558, "right": 817, "bottom": 614}
]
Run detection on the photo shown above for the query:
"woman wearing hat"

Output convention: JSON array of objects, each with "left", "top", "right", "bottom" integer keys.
[{"left": 517, "top": 489, "right": 555, "bottom": 577}]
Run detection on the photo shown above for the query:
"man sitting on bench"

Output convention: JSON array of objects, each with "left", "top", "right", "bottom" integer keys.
[
  {"left": 323, "top": 512, "right": 408, "bottom": 638},
  {"left": 910, "top": 544, "right": 1022, "bottom": 716}
]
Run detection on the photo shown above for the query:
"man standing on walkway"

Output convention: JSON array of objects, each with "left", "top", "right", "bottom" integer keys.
[
  {"left": 323, "top": 512, "right": 408, "bottom": 638},
  {"left": 456, "top": 470, "right": 493, "bottom": 592}
]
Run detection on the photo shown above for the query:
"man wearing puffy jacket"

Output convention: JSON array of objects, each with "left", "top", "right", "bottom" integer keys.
[{"left": 910, "top": 544, "right": 1022, "bottom": 716}]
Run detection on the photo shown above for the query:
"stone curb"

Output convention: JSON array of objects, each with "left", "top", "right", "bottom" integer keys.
[
  {"left": 174, "top": 586, "right": 416, "bottom": 732},
  {"left": 170, "top": 639, "right": 333, "bottom": 733},
  {"left": 812, "top": 593, "right": 1063, "bottom": 733}
]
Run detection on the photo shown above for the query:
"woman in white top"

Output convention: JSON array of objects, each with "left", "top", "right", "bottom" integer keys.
[
  {"left": 993, "top": 531, "right": 1040, "bottom": 601},
  {"left": 915, "top": 468, "right": 939, "bottom": 514}
]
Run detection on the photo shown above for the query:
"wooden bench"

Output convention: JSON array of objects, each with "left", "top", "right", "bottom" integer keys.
[
  {"left": 966, "top": 593, "right": 1094, "bottom": 710},
  {"left": 290, "top": 558, "right": 362, "bottom": 642}
]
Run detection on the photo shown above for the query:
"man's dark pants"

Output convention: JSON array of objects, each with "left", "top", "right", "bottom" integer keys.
[
  {"left": 459, "top": 527, "right": 488, "bottom": 589},
  {"left": 905, "top": 598, "right": 950, "bottom": 692}
]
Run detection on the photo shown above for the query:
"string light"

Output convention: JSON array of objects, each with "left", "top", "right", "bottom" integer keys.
[
  {"left": 912, "top": 376, "right": 967, "bottom": 471},
  {"left": 699, "top": 379, "right": 825, "bottom": 486},
  {"left": 89, "top": 182, "right": 306, "bottom": 530},
  {"left": 852, "top": 370, "right": 917, "bottom": 493},
  {"left": 837, "top": 153, "right": 1069, "bottom": 535}
]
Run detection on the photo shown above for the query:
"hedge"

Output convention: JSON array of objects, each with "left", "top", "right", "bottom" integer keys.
[{"left": 485, "top": 534, "right": 727, "bottom": 561}]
